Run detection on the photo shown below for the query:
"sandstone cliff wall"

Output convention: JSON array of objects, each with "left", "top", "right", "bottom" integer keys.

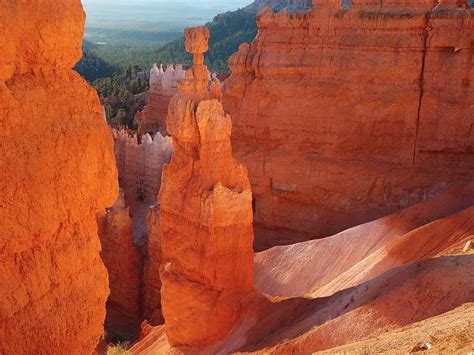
[
  {"left": 224, "top": 0, "right": 474, "bottom": 249},
  {"left": 0, "top": 0, "right": 118, "bottom": 353}
]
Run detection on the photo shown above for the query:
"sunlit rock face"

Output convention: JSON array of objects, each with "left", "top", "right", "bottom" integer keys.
[
  {"left": 0, "top": 0, "right": 118, "bottom": 353},
  {"left": 224, "top": 0, "right": 474, "bottom": 250},
  {"left": 158, "top": 26, "right": 255, "bottom": 346},
  {"left": 149, "top": 63, "right": 162, "bottom": 90},
  {"left": 134, "top": 64, "right": 187, "bottom": 136}
]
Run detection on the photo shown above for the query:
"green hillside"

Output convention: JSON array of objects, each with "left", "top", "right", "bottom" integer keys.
[{"left": 155, "top": 9, "right": 257, "bottom": 72}]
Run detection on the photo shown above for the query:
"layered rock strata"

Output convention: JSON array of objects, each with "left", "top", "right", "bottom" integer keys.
[
  {"left": 97, "top": 192, "right": 143, "bottom": 342},
  {"left": 158, "top": 26, "right": 255, "bottom": 346},
  {"left": 134, "top": 64, "right": 186, "bottom": 135},
  {"left": 0, "top": 0, "right": 118, "bottom": 353},
  {"left": 224, "top": 0, "right": 474, "bottom": 250}
]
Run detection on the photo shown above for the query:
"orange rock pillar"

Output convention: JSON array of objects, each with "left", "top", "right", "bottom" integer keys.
[
  {"left": 158, "top": 27, "right": 254, "bottom": 346},
  {"left": 0, "top": 0, "right": 118, "bottom": 353}
]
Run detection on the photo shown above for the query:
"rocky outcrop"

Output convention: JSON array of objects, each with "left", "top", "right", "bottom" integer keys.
[
  {"left": 113, "top": 130, "right": 173, "bottom": 244},
  {"left": 134, "top": 64, "right": 186, "bottom": 135},
  {"left": 224, "top": 0, "right": 474, "bottom": 250},
  {"left": 158, "top": 26, "right": 254, "bottom": 346},
  {"left": 0, "top": 0, "right": 118, "bottom": 353},
  {"left": 210, "top": 73, "right": 223, "bottom": 102},
  {"left": 98, "top": 192, "right": 143, "bottom": 342}
]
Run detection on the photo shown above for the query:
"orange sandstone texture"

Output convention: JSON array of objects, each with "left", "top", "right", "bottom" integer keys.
[
  {"left": 134, "top": 64, "right": 186, "bottom": 136},
  {"left": 128, "top": 184, "right": 474, "bottom": 354},
  {"left": 223, "top": 0, "right": 474, "bottom": 250},
  {"left": 158, "top": 26, "right": 254, "bottom": 346},
  {"left": 0, "top": 0, "right": 118, "bottom": 353},
  {"left": 113, "top": 130, "right": 173, "bottom": 245},
  {"left": 254, "top": 182, "right": 474, "bottom": 299},
  {"left": 97, "top": 192, "right": 143, "bottom": 342},
  {"left": 110, "top": 130, "right": 172, "bottom": 331}
]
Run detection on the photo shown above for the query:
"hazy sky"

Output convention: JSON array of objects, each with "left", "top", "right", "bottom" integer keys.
[
  {"left": 82, "top": 0, "right": 250, "bottom": 4},
  {"left": 81, "top": 0, "right": 253, "bottom": 30}
]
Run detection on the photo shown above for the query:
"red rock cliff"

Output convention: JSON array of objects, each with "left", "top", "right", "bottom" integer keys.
[
  {"left": 224, "top": 0, "right": 474, "bottom": 249},
  {"left": 0, "top": 0, "right": 118, "bottom": 353},
  {"left": 158, "top": 27, "right": 255, "bottom": 346}
]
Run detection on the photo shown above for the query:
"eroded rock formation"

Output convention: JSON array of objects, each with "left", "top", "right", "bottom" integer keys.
[
  {"left": 0, "top": 0, "right": 118, "bottom": 353},
  {"left": 158, "top": 26, "right": 255, "bottom": 346},
  {"left": 96, "top": 130, "right": 172, "bottom": 340},
  {"left": 224, "top": 0, "right": 474, "bottom": 250},
  {"left": 98, "top": 192, "right": 143, "bottom": 342},
  {"left": 210, "top": 73, "right": 223, "bottom": 102},
  {"left": 129, "top": 181, "right": 474, "bottom": 354},
  {"left": 134, "top": 64, "right": 186, "bottom": 135},
  {"left": 113, "top": 129, "right": 173, "bottom": 244}
]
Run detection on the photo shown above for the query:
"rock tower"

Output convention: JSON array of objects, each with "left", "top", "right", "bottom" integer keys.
[{"left": 158, "top": 26, "right": 255, "bottom": 346}]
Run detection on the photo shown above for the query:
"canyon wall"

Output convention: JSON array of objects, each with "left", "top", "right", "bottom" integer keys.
[
  {"left": 224, "top": 0, "right": 474, "bottom": 249},
  {"left": 0, "top": 0, "right": 118, "bottom": 353},
  {"left": 158, "top": 27, "right": 255, "bottom": 346}
]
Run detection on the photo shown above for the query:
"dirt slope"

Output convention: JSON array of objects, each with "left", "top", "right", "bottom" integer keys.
[{"left": 255, "top": 183, "right": 474, "bottom": 298}]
